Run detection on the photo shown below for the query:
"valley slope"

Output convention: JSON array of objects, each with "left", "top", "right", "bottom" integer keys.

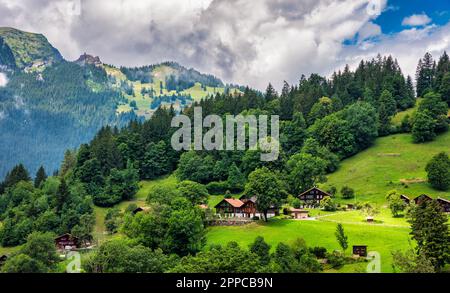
[{"left": 0, "top": 28, "right": 238, "bottom": 178}]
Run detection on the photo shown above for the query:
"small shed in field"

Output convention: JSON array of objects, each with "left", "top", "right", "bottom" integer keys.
[
  {"left": 287, "top": 208, "right": 309, "bottom": 219},
  {"left": 132, "top": 207, "right": 151, "bottom": 215},
  {"left": 353, "top": 245, "right": 368, "bottom": 257}
]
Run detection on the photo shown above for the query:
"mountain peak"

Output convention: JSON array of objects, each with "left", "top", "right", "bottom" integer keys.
[
  {"left": 0, "top": 27, "right": 63, "bottom": 69},
  {"left": 75, "top": 53, "right": 102, "bottom": 67}
]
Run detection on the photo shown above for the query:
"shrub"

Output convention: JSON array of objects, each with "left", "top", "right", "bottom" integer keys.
[
  {"left": 327, "top": 251, "right": 345, "bottom": 268},
  {"left": 291, "top": 198, "right": 302, "bottom": 209},
  {"left": 425, "top": 152, "right": 450, "bottom": 191},
  {"left": 341, "top": 186, "right": 355, "bottom": 199},
  {"left": 310, "top": 247, "right": 327, "bottom": 259}
]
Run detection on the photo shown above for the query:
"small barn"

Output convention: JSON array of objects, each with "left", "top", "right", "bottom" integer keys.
[
  {"left": 298, "top": 187, "right": 331, "bottom": 204},
  {"left": 414, "top": 194, "right": 433, "bottom": 205},
  {"left": 437, "top": 197, "right": 450, "bottom": 213},
  {"left": 132, "top": 207, "right": 151, "bottom": 215},
  {"left": 287, "top": 208, "right": 309, "bottom": 219},
  {"left": 55, "top": 234, "right": 79, "bottom": 251},
  {"left": 353, "top": 245, "right": 368, "bottom": 257},
  {"left": 400, "top": 194, "right": 411, "bottom": 204}
]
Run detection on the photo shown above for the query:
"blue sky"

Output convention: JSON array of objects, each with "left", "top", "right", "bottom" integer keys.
[{"left": 375, "top": 0, "right": 449, "bottom": 34}]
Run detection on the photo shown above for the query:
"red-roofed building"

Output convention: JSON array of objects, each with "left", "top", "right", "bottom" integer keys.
[{"left": 214, "top": 198, "right": 278, "bottom": 219}]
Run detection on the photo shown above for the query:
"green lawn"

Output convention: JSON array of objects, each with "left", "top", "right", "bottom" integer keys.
[
  {"left": 206, "top": 218, "right": 411, "bottom": 273},
  {"left": 322, "top": 132, "right": 450, "bottom": 204},
  {"left": 316, "top": 208, "right": 409, "bottom": 227}
]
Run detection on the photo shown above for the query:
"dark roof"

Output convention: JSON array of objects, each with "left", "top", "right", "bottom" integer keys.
[
  {"left": 55, "top": 233, "right": 78, "bottom": 241},
  {"left": 400, "top": 194, "right": 410, "bottom": 200},
  {"left": 414, "top": 194, "right": 433, "bottom": 201},
  {"left": 133, "top": 207, "right": 151, "bottom": 214},
  {"left": 437, "top": 197, "right": 450, "bottom": 204},
  {"left": 298, "top": 187, "right": 331, "bottom": 197}
]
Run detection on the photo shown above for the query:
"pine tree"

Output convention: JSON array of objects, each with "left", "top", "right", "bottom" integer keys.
[
  {"left": 34, "top": 166, "right": 47, "bottom": 188},
  {"left": 435, "top": 51, "right": 449, "bottom": 90},
  {"left": 3, "top": 164, "right": 31, "bottom": 189},
  {"left": 56, "top": 179, "right": 70, "bottom": 213},
  {"left": 335, "top": 223, "right": 348, "bottom": 255},
  {"left": 439, "top": 72, "right": 450, "bottom": 106},
  {"left": 416, "top": 52, "right": 435, "bottom": 97},
  {"left": 425, "top": 152, "right": 450, "bottom": 191},
  {"left": 264, "top": 83, "right": 277, "bottom": 101},
  {"left": 408, "top": 200, "right": 450, "bottom": 271}
]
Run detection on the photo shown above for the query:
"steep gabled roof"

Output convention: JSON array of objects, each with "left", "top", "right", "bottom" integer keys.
[
  {"left": 215, "top": 198, "right": 245, "bottom": 208},
  {"left": 437, "top": 197, "right": 450, "bottom": 204},
  {"left": 414, "top": 194, "right": 433, "bottom": 201},
  {"left": 298, "top": 187, "right": 331, "bottom": 197},
  {"left": 400, "top": 194, "right": 410, "bottom": 201}
]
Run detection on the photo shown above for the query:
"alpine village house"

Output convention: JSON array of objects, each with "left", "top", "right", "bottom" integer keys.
[{"left": 215, "top": 187, "right": 331, "bottom": 220}]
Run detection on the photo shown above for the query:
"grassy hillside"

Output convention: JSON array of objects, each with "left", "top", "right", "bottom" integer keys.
[
  {"left": 106, "top": 63, "right": 241, "bottom": 119},
  {"left": 322, "top": 131, "right": 450, "bottom": 204}
]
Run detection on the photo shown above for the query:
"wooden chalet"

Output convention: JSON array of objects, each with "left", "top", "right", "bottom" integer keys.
[
  {"left": 353, "top": 245, "right": 367, "bottom": 257},
  {"left": 400, "top": 194, "right": 411, "bottom": 204},
  {"left": 298, "top": 187, "right": 331, "bottom": 204},
  {"left": 132, "top": 207, "right": 151, "bottom": 215},
  {"left": 437, "top": 197, "right": 450, "bottom": 213},
  {"left": 239, "top": 195, "right": 279, "bottom": 217},
  {"left": 214, "top": 198, "right": 278, "bottom": 219},
  {"left": 215, "top": 198, "right": 245, "bottom": 217},
  {"left": 414, "top": 194, "right": 433, "bottom": 205},
  {"left": 55, "top": 234, "right": 79, "bottom": 251},
  {"left": 287, "top": 208, "right": 309, "bottom": 219}
]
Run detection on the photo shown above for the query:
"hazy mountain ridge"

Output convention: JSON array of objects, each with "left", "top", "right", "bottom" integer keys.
[{"left": 0, "top": 27, "right": 237, "bottom": 178}]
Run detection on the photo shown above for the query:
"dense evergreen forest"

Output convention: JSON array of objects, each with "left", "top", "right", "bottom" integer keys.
[
  {"left": 0, "top": 61, "right": 137, "bottom": 178},
  {"left": 0, "top": 51, "right": 448, "bottom": 273}
]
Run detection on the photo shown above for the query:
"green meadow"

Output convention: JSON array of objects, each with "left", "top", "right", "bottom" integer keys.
[
  {"left": 206, "top": 219, "right": 411, "bottom": 273},
  {"left": 322, "top": 131, "right": 450, "bottom": 204}
]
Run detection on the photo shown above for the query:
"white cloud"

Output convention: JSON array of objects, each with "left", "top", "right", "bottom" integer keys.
[
  {"left": 0, "top": 0, "right": 448, "bottom": 91},
  {"left": 402, "top": 13, "right": 432, "bottom": 27},
  {"left": 334, "top": 23, "right": 450, "bottom": 81},
  {"left": 0, "top": 72, "right": 8, "bottom": 87}
]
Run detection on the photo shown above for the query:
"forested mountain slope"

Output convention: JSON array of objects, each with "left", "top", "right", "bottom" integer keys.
[{"left": 0, "top": 28, "right": 237, "bottom": 178}]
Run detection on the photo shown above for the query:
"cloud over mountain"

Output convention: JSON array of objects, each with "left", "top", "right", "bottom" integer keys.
[{"left": 0, "top": 0, "right": 449, "bottom": 90}]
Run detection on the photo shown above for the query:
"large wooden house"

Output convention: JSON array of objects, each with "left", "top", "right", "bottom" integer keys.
[
  {"left": 55, "top": 234, "right": 79, "bottom": 251},
  {"left": 214, "top": 198, "right": 277, "bottom": 219},
  {"left": 298, "top": 187, "right": 331, "bottom": 204}
]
